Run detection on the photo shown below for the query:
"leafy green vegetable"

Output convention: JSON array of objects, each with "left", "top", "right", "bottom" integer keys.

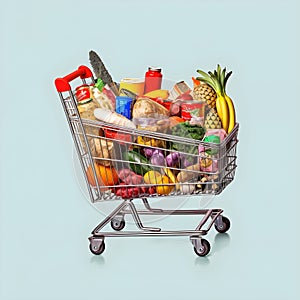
[
  {"left": 170, "top": 122, "right": 205, "bottom": 155},
  {"left": 171, "top": 122, "right": 206, "bottom": 140},
  {"left": 122, "top": 151, "right": 153, "bottom": 175}
]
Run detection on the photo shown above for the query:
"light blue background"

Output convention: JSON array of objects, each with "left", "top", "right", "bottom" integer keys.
[{"left": 1, "top": 0, "right": 299, "bottom": 299}]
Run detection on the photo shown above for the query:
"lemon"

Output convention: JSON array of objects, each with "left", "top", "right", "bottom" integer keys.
[{"left": 144, "top": 171, "right": 163, "bottom": 184}]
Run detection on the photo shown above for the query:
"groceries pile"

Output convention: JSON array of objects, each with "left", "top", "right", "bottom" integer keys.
[{"left": 76, "top": 50, "right": 237, "bottom": 199}]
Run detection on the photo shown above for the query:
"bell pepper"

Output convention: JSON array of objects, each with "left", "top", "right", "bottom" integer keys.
[
  {"left": 137, "top": 136, "right": 166, "bottom": 148},
  {"left": 122, "top": 151, "right": 153, "bottom": 175}
]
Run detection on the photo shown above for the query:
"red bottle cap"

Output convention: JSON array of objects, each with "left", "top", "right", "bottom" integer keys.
[{"left": 148, "top": 66, "right": 161, "bottom": 72}]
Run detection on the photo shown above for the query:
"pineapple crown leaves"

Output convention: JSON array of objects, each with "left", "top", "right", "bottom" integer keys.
[
  {"left": 196, "top": 64, "right": 233, "bottom": 96},
  {"left": 219, "top": 70, "right": 233, "bottom": 95},
  {"left": 196, "top": 69, "right": 218, "bottom": 92},
  {"left": 224, "top": 71, "right": 233, "bottom": 89},
  {"left": 208, "top": 71, "right": 223, "bottom": 95},
  {"left": 215, "top": 64, "right": 233, "bottom": 95}
]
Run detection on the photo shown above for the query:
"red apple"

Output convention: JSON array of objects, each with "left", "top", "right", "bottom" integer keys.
[{"left": 176, "top": 92, "right": 193, "bottom": 101}]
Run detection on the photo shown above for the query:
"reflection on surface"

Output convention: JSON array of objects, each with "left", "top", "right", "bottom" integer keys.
[
  {"left": 213, "top": 233, "right": 231, "bottom": 253},
  {"left": 194, "top": 256, "right": 210, "bottom": 266},
  {"left": 90, "top": 255, "right": 105, "bottom": 265}
]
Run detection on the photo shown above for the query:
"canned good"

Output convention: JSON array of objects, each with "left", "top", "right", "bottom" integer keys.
[
  {"left": 75, "top": 84, "right": 92, "bottom": 104},
  {"left": 181, "top": 101, "right": 205, "bottom": 121},
  {"left": 119, "top": 78, "right": 145, "bottom": 96},
  {"left": 115, "top": 96, "right": 133, "bottom": 119}
]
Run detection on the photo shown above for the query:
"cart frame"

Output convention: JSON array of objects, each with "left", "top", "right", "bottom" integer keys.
[{"left": 55, "top": 65, "right": 239, "bottom": 256}]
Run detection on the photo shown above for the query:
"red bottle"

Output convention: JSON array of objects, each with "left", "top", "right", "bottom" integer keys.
[{"left": 144, "top": 67, "right": 162, "bottom": 94}]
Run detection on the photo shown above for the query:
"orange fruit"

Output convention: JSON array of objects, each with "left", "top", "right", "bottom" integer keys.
[
  {"left": 86, "top": 163, "right": 118, "bottom": 188},
  {"left": 156, "top": 175, "right": 174, "bottom": 195},
  {"left": 86, "top": 163, "right": 105, "bottom": 188},
  {"left": 98, "top": 164, "right": 119, "bottom": 186}
]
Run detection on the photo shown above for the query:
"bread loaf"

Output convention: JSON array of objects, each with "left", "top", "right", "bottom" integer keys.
[
  {"left": 132, "top": 97, "right": 169, "bottom": 119},
  {"left": 94, "top": 108, "right": 136, "bottom": 128}
]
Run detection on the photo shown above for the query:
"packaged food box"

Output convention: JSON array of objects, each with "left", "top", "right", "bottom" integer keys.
[{"left": 169, "top": 81, "right": 192, "bottom": 100}]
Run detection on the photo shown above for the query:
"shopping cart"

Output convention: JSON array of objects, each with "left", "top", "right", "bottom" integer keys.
[{"left": 54, "top": 65, "right": 239, "bottom": 257}]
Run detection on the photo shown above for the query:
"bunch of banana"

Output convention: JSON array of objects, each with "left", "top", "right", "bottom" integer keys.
[{"left": 196, "top": 65, "right": 236, "bottom": 133}]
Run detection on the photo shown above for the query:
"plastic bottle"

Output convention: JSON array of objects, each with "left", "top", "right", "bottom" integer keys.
[{"left": 144, "top": 67, "right": 162, "bottom": 94}]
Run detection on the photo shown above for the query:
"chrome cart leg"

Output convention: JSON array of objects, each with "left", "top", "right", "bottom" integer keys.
[
  {"left": 195, "top": 209, "right": 214, "bottom": 231},
  {"left": 88, "top": 199, "right": 131, "bottom": 255},
  {"left": 190, "top": 209, "right": 228, "bottom": 256},
  {"left": 141, "top": 198, "right": 163, "bottom": 212},
  {"left": 91, "top": 199, "right": 130, "bottom": 235},
  {"left": 128, "top": 201, "right": 161, "bottom": 232},
  {"left": 194, "top": 209, "right": 224, "bottom": 232}
]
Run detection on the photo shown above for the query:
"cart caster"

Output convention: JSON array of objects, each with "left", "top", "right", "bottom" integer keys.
[
  {"left": 190, "top": 237, "right": 211, "bottom": 257},
  {"left": 111, "top": 216, "right": 125, "bottom": 231},
  {"left": 89, "top": 237, "right": 105, "bottom": 255},
  {"left": 214, "top": 216, "right": 230, "bottom": 233}
]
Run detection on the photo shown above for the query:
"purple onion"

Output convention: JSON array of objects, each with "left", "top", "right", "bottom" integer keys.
[
  {"left": 166, "top": 152, "right": 180, "bottom": 167},
  {"left": 150, "top": 150, "right": 166, "bottom": 166},
  {"left": 181, "top": 157, "right": 194, "bottom": 168},
  {"left": 143, "top": 148, "right": 155, "bottom": 158}
]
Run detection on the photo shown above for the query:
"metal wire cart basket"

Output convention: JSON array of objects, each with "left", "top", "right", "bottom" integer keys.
[{"left": 54, "top": 65, "right": 239, "bottom": 257}]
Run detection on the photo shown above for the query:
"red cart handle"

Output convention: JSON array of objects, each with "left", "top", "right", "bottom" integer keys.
[{"left": 55, "top": 65, "right": 93, "bottom": 92}]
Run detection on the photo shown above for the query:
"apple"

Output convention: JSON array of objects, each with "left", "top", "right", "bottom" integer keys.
[{"left": 176, "top": 92, "right": 193, "bottom": 101}]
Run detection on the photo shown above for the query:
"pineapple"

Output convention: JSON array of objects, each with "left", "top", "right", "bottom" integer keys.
[
  {"left": 196, "top": 65, "right": 236, "bottom": 133},
  {"left": 204, "top": 108, "right": 222, "bottom": 129},
  {"left": 193, "top": 82, "right": 217, "bottom": 109}
]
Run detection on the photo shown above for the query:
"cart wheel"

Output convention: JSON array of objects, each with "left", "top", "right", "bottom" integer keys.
[
  {"left": 214, "top": 216, "right": 230, "bottom": 233},
  {"left": 194, "top": 239, "right": 210, "bottom": 257},
  {"left": 111, "top": 218, "right": 125, "bottom": 231},
  {"left": 89, "top": 240, "right": 105, "bottom": 255}
]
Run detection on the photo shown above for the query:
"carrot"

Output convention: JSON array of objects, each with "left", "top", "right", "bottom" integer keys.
[
  {"left": 169, "top": 116, "right": 185, "bottom": 128},
  {"left": 192, "top": 77, "right": 200, "bottom": 87}
]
